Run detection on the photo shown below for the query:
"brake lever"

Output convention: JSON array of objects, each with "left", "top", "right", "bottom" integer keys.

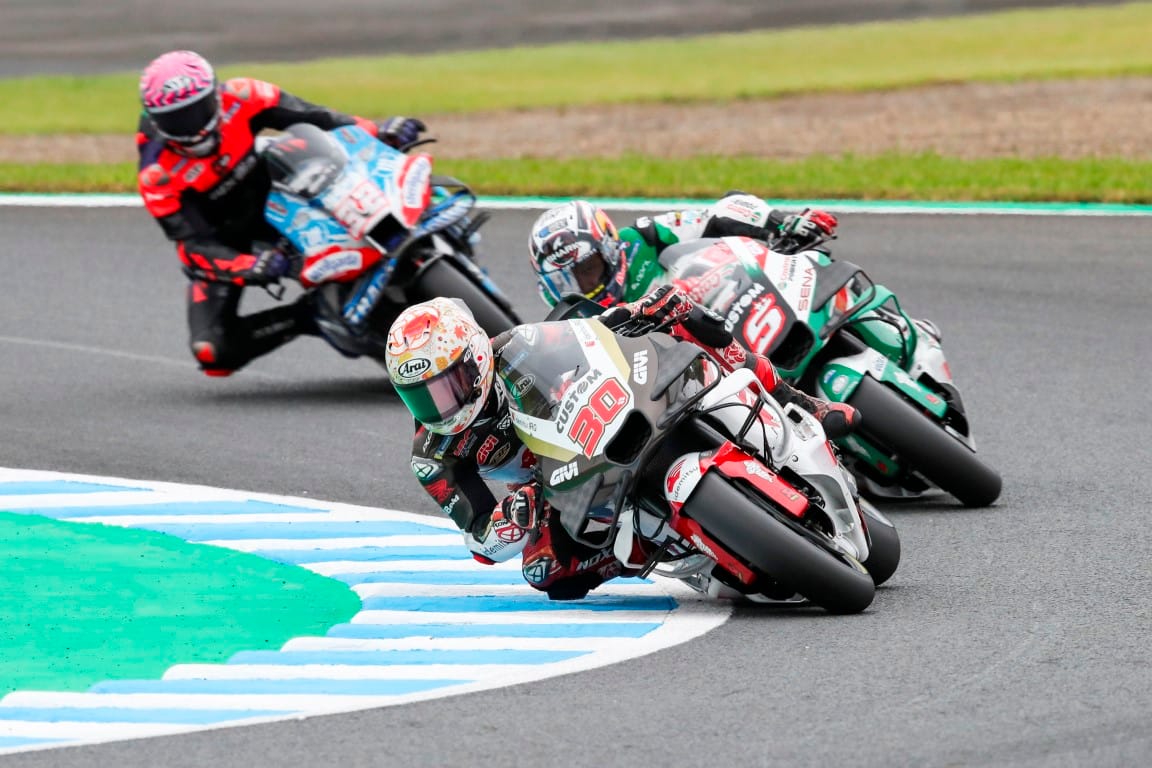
[{"left": 263, "top": 281, "right": 287, "bottom": 301}]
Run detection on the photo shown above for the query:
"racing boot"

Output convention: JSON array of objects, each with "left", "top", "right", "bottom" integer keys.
[{"left": 769, "top": 379, "right": 859, "bottom": 440}]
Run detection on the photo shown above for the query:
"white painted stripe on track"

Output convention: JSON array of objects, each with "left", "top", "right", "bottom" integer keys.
[
  {"left": 0, "top": 722, "right": 206, "bottom": 740},
  {"left": 3, "top": 692, "right": 406, "bottom": 712},
  {"left": 68, "top": 514, "right": 453, "bottom": 526},
  {"left": 350, "top": 581, "right": 658, "bottom": 598},
  {"left": 350, "top": 609, "right": 671, "bottom": 624},
  {"left": 0, "top": 468, "right": 729, "bottom": 757},
  {"left": 0, "top": 491, "right": 169, "bottom": 509},
  {"left": 209, "top": 534, "right": 463, "bottom": 550},
  {"left": 282, "top": 636, "right": 624, "bottom": 652},
  {"left": 163, "top": 663, "right": 588, "bottom": 681},
  {"left": 0, "top": 334, "right": 285, "bottom": 380},
  {"left": 304, "top": 559, "right": 517, "bottom": 574}
]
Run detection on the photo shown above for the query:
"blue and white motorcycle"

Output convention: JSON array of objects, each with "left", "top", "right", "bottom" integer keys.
[{"left": 260, "top": 123, "right": 520, "bottom": 362}]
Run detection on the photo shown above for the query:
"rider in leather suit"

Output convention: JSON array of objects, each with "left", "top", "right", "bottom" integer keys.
[
  {"left": 136, "top": 50, "right": 427, "bottom": 376},
  {"left": 386, "top": 290, "right": 858, "bottom": 601}
]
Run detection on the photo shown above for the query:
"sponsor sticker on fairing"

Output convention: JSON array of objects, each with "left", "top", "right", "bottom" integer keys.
[
  {"left": 549, "top": 461, "right": 579, "bottom": 485},
  {"left": 399, "top": 154, "right": 432, "bottom": 225},
  {"left": 302, "top": 249, "right": 364, "bottom": 284},
  {"left": 664, "top": 455, "right": 703, "bottom": 505},
  {"left": 743, "top": 460, "right": 775, "bottom": 482},
  {"left": 631, "top": 350, "right": 649, "bottom": 385}
]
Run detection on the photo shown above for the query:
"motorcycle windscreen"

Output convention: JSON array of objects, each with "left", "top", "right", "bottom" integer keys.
[
  {"left": 264, "top": 124, "right": 347, "bottom": 199},
  {"left": 495, "top": 322, "right": 594, "bottom": 417}
]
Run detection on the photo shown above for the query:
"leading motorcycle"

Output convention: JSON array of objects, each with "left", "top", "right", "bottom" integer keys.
[
  {"left": 259, "top": 123, "right": 520, "bottom": 364},
  {"left": 498, "top": 310, "right": 901, "bottom": 613}
]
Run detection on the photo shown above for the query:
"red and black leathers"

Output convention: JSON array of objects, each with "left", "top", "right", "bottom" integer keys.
[{"left": 137, "top": 77, "right": 379, "bottom": 374}]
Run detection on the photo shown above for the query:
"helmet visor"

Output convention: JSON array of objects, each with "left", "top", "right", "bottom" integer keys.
[
  {"left": 393, "top": 349, "right": 483, "bottom": 429},
  {"left": 573, "top": 252, "right": 611, "bottom": 295},
  {"left": 150, "top": 90, "right": 220, "bottom": 143}
]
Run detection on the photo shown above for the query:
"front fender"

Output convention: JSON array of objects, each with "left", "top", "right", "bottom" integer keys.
[{"left": 815, "top": 348, "right": 948, "bottom": 419}]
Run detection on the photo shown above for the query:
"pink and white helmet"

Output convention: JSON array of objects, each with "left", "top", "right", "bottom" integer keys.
[
  {"left": 139, "top": 50, "right": 221, "bottom": 155},
  {"left": 385, "top": 298, "right": 495, "bottom": 435}
]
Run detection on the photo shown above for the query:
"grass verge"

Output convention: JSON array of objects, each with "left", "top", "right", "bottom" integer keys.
[
  {"left": 7, "top": 154, "right": 1152, "bottom": 203},
  {"left": 1, "top": 4, "right": 1151, "bottom": 134}
]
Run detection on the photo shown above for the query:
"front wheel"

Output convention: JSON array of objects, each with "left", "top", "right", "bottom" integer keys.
[
  {"left": 847, "top": 376, "right": 1002, "bottom": 507},
  {"left": 859, "top": 501, "right": 900, "bottom": 586},
  {"left": 684, "top": 472, "right": 875, "bottom": 614},
  {"left": 409, "top": 257, "right": 520, "bottom": 337}
]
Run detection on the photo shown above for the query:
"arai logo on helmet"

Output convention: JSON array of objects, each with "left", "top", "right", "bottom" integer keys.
[{"left": 397, "top": 358, "right": 431, "bottom": 379}]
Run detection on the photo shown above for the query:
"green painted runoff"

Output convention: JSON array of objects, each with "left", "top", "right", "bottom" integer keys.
[{"left": 0, "top": 512, "right": 360, "bottom": 695}]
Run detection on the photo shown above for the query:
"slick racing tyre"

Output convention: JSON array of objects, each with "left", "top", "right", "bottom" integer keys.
[
  {"left": 859, "top": 501, "right": 900, "bottom": 586},
  {"left": 684, "top": 472, "right": 875, "bottom": 615},
  {"left": 847, "top": 375, "right": 1002, "bottom": 508}
]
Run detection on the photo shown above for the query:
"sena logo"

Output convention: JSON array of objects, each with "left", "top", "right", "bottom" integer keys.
[{"left": 397, "top": 358, "right": 431, "bottom": 378}]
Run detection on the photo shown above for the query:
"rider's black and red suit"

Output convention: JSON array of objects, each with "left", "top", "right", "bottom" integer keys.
[{"left": 136, "top": 77, "right": 380, "bottom": 375}]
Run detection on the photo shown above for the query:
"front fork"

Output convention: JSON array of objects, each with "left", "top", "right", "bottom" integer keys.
[{"left": 656, "top": 441, "right": 867, "bottom": 587}]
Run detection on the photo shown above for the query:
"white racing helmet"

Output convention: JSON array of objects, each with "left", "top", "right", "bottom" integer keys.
[
  {"left": 528, "top": 200, "right": 626, "bottom": 307},
  {"left": 385, "top": 298, "right": 494, "bottom": 435}
]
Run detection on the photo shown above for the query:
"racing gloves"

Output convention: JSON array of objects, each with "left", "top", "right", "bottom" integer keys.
[
  {"left": 246, "top": 248, "right": 293, "bottom": 285},
  {"left": 778, "top": 208, "right": 838, "bottom": 250},
  {"left": 378, "top": 116, "right": 427, "bottom": 149},
  {"left": 501, "top": 483, "right": 542, "bottom": 530}
]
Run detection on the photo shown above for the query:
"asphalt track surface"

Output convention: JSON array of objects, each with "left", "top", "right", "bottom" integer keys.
[
  {"left": 0, "top": 0, "right": 1127, "bottom": 77},
  {"left": 1, "top": 203, "right": 1150, "bottom": 767},
  {"left": 2, "top": 1, "right": 1148, "bottom": 766}
]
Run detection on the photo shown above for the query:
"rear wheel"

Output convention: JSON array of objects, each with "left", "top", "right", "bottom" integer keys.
[
  {"left": 684, "top": 472, "right": 875, "bottom": 614},
  {"left": 847, "top": 375, "right": 1001, "bottom": 507},
  {"left": 409, "top": 257, "right": 520, "bottom": 337}
]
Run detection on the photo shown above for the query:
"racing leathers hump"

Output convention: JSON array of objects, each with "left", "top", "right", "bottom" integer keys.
[{"left": 136, "top": 77, "right": 379, "bottom": 284}]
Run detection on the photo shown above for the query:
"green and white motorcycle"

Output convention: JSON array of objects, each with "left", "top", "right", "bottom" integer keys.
[{"left": 659, "top": 235, "right": 1001, "bottom": 507}]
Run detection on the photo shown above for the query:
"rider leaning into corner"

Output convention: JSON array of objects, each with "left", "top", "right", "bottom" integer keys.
[
  {"left": 135, "top": 49, "right": 428, "bottom": 376},
  {"left": 384, "top": 290, "right": 859, "bottom": 601},
  {"left": 529, "top": 194, "right": 945, "bottom": 359}
]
